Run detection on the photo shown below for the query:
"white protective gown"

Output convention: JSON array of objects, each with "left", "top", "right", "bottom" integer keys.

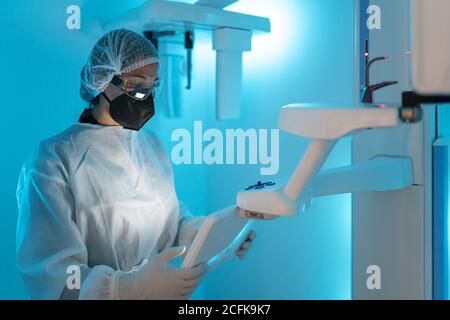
[{"left": 16, "top": 123, "right": 192, "bottom": 299}]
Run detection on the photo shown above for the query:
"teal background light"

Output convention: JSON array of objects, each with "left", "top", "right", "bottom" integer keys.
[
  {"left": 0, "top": 0, "right": 354, "bottom": 299},
  {"left": 437, "top": 106, "right": 450, "bottom": 299}
]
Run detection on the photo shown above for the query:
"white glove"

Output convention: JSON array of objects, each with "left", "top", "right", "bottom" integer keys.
[
  {"left": 236, "top": 230, "right": 256, "bottom": 260},
  {"left": 115, "top": 246, "right": 208, "bottom": 300}
]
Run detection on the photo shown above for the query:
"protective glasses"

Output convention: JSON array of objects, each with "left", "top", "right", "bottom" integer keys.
[{"left": 111, "top": 75, "right": 160, "bottom": 101}]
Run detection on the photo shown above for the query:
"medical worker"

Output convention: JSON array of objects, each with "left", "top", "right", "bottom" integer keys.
[{"left": 16, "top": 29, "right": 255, "bottom": 300}]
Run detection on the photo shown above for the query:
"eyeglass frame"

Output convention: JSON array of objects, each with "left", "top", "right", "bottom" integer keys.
[{"left": 110, "top": 75, "right": 160, "bottom": 101}]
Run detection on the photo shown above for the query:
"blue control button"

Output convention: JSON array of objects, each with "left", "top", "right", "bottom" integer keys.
[{"left": 245, "top": 181, "right": 276, "bottom": 191}]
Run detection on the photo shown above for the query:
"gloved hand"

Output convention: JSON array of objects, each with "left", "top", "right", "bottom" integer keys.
[
  {"left": 236, "top": 230, "right": 256, "bottom": 260},
  {"left": 115, "top": 246, "right": 208, "bottom": 300},
  {"left": 178, "top": 216, "right": 256, "bottom": 260}
]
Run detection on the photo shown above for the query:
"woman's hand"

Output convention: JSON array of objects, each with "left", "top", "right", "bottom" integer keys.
[
  {"left": 178, "top": 217, "right": 256, "bottom": 260},
  {"left": 116, "top": 246, "right": 208, "bottom": 300},
  {"left": 236, "top": 231, "right": 256, "bottom": 260}
]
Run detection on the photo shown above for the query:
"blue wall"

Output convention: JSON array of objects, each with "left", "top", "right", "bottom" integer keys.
[
  {"left": 0, "top": 0, "right": 354, "bottom": 299},
  {"left": 199, "top": 0, "right": 354, "bottom": 299}
]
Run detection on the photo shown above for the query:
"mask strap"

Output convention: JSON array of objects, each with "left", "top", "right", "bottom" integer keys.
[{"left": 101, "top": 92, "right": 112, "bottom": 104}]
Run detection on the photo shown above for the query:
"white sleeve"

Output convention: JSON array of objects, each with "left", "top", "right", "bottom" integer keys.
[
  {"left": 16, "top": 145, "right": 119, "bottom": 300},
  {"left": 175, "top": 202, "right": 207, "bottom": 248},
  {"left": 142, "top": 131, "right": 202, "bottom": 247}
]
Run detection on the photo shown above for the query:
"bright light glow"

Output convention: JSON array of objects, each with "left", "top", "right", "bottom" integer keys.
[{"left": 226, "top": 0, "right": 304, "bottom": 70}]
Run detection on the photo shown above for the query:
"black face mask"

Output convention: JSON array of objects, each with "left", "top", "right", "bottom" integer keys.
[{"left": 102, "top": 92, "right": 155, "bottom": 131}]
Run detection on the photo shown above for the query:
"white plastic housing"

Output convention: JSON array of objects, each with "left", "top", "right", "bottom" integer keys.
[
  {"left": 138, "top": 0, "right": 270, "bottom": 32},
  {"left": 213, "top": 28, "right": 252, "bottom": 119},
  {"left": 158, "top": 40, "right": 185, "bottom": 118},
  {"left": 237, "top": 104, "right": 408, "bottom": 219},
  {"left": 105, "top": 0, "right": 270, "bottom": 121},
  {"left": 237, "top": 184, "right": 312, "bottom": 218},
  {"left": 412, "top": 0, "right": 450, "bottom": 95},
  {"left": 280, "top": 103, "right": 399, "bottom": 140},
  {"left": 236, "top": 156, "right": 413, "bottom": 218}
]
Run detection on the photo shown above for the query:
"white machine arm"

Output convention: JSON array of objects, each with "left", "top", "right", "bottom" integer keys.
[
  {"left": 284, "top": 139, "right": 336, "bottom": 200},
  {"left": 237, "top": 103, "right": 413, "bottom": 220}
]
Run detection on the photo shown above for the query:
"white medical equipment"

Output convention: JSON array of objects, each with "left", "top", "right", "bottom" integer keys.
[
  {"left": 182, "top": 206, "right": 252, "bottom": 270},
  {"left": 237, "top": 103, "right": 413, "bottom": 220},
  {"left": 237, "top": 0, "right": 450, "bottom": 220},
  {"left": 411, "top": 0, "right": 450, "bottom": 95},
  {"left": 106, "top": 0, "right": 270, "bottom": 120}
]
